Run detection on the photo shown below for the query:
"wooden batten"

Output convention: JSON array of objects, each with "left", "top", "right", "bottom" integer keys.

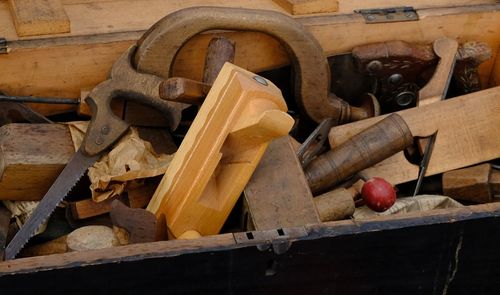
[
  {"left": 0, "top": 3, "right": 499, "bottom": 115},
  {"left": 8, "top": 0, "right": 70, "bottom": 37},
  {"left": 273, "top": 0, "right": 339, "bottom": 15}
]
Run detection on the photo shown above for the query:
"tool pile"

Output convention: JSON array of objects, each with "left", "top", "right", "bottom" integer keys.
[{"left": 0, "top": 6, "right": 499, "bottom": 261}]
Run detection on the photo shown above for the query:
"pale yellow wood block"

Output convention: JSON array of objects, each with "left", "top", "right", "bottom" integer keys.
[
  {"left": 8, "top": 0, "right": 70, "bottom": 36},
  {"left": 273, "top": 0, "right": 338, "bottom": 15},
  {"left": 147, "top": 63, "right": 294, "bottom": 239}
]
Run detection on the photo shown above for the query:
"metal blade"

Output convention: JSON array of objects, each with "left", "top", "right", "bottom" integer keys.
[{"left": 4, "top": 149, "right": 99, "bottom": 260}]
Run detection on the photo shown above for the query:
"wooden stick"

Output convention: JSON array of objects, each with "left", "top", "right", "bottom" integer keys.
[{"left": 203, "top": 37, "right": 236, "bottom": 85}]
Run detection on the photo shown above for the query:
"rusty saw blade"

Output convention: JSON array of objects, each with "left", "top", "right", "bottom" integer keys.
[{"left": 4, "top": 149, "right": 99, "bottom": 260}]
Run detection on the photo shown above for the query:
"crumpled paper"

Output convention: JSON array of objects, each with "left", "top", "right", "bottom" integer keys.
[
  {"left": 67, "top": 121, "right": 173, "bottom": 202},
  {"left": 2, "top": 200, "right": 47, "bottom": 235},
  {"left": 354, "top": 195, "right": 463, "bottom": 219}
]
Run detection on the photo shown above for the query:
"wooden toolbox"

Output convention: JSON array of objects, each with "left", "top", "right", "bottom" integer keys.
[{"left": 0, "top": 0, "right": 500, "bottom": 294}]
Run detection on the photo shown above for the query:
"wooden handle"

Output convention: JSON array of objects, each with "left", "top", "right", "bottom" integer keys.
[
  {"left": 314, "top": 187, "right": 356, "bottom": 222},
  {"left": 203, "top": 37, "right": 236, "bottom": 85},
  {"left": 305, "top": 113, "right": 413, "bottom": 194},
  {"left": 418, "top": 37, "right": 459, "bottom": 106}
]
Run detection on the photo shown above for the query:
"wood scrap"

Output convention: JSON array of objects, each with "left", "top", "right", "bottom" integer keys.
[
  {"left": 443, "top": 163, "right": 500, "bottom": 203},
  {"left": 273, "top": 0, "right": 339, "bottom": 15},
  {"left": 8, "top": 0, "right": 70, "bottom": 37},
  {"left": 69, "top": 177, "right": 158, "bottom": 220}
]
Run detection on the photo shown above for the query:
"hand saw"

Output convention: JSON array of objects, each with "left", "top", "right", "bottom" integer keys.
[{"left": 3, "top": 46, "right": 184, "bottom": 260}]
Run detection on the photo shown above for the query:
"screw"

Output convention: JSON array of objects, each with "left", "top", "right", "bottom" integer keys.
[
  {"left": 253, "top": 76, "right": 268, "bottom": 86},
  {"left": 95, "top": 136, "right": 104, "bottom": 145},
  {"left": 366, "top": 60, "right": 383, "bottom": 74},
  {"left": 405, "top": 12, "right": 415, "bottom": 19},
  {"left": 101, "top": 125, "right": 110, "bottom": 135},
  {"left": 388, "top": 74, "right": 403, "bottom": 86},
  {"left": 366, "top": 14, "right": 375, "bottom": 21}
]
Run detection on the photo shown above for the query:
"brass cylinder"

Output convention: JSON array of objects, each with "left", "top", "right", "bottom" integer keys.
[{"left": 305, "top": 113, "right": 413, "bottom": 194}]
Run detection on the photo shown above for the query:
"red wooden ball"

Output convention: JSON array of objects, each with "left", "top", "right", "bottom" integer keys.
[{"left": 361, "top": 177, "right": 396, "bottom": 212}]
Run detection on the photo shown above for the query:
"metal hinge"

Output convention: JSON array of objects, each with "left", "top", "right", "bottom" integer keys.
[
  {"left": 0, "top": 38, "right": 9, "bottom": 54},
  {"left": 355, "top": 6, "right": 419, "bottom": 24},
  {"left": 234, "top": 227, "right": 308, "bottom": 255}
]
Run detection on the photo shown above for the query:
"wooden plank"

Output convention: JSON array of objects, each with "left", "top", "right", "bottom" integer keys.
[
  {"left": 1, "top": 201, "right": 500, "bottom": 288},
  {"left": 0, "top": 0, "right": 496, "bottom": 41},
  {"left": 273, "top": 0, "right": 338, "bottom": 15},
  {"left": 328, "top": 86, "right": 500, "bottom": 186},
  {"left": 0, "top": 1, "right": 500, "bottom": 114},
  {"left": 0, "top": 233, "right": 237, "bottom": 274},
  {"left": 146, "top": 63, "right": 294, "bottom": 239},
  {"left": 0, "top": 4, "right": 499, "bottom": 116},
  {"left": 8, "top": 0, "right": 70, "bottom": 37}
]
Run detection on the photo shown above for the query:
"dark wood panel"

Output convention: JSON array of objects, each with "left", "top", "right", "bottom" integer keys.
[{"left": 1, "top": 204, "right": 499, "bottom": 294}]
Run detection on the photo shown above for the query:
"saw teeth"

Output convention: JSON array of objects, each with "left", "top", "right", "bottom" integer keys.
[{"left": 4, "top": 150, "right": 99, "bottom": 260}]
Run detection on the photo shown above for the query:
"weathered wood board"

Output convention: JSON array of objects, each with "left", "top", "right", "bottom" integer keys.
[{"left": 0, "top": 3, "right": 499, "bottom": 115}]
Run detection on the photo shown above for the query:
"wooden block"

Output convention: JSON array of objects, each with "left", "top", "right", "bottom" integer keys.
[
  {"left": 0, "top": 123, "right": 74, "bottom": 201},
  {"left": 69, "top": 198, "right": 117, "bottom": 220},
  {"left": 273, "top": 0, "right": 338, "bottom": 15},
  {"left": 146, "top": 63, "right": 294, "bottom": 239},
  {"left": 69, "top": 184, "right": 155, "bottom": 220},
  {"left": 328, "top": 86, "right": 500, "bottom": 186},
  {"left": 244, "top": 136, "right": 320, "bottom": 230},
  {"left": 443, "top": 163, "right": 499, "bottom": 203},
  {"left": 8, "top": 0, "right": 70, "bottom": 37}
]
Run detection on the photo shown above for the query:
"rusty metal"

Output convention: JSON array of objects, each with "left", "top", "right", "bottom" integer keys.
[
  {"left": 0, "top": 102, "right": 52, "bottom": 125},
  {"left": 135, "top": 6, "right": 371, "bottom": 125},
  {"left": 297, "top": 118, "right": 335, "bottom": 168}
]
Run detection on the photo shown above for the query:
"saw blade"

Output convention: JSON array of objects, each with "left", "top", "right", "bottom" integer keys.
[{"left": 4, "top": 149, "right": 99, "bottom": 260}]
